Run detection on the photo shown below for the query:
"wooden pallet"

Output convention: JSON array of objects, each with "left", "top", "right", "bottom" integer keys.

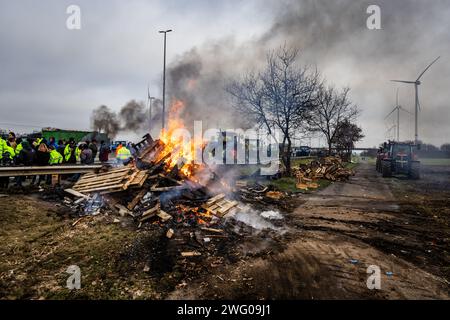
[
  {"left": 202, "top": 194, "right": 239, "bottom": 217},
  {"left": 72, "top": 166, "right": 148, "bottom": 194}
]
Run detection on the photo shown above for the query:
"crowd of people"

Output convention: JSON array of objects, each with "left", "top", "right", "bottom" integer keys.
[{"left": 0, "top": 131, "right": 133, "bottom": 188}]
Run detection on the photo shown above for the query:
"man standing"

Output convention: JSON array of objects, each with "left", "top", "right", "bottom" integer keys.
[
  {"left": 15, "top": 141, "right": 35, "bottom": 187},
  {"left": 99, "top": 140, "right": 111, "bottom": 163},
  {"left": 64, "top": 138, "right": 77, "bottom": 164},
  {"left": 89, "top": 139, "right": 98, "bottom": 162},
  {"left": 80, "top": 144, "right": 94, "bottom": 165},
  {"left": 32, "top": 142, "right": 50, "bottom": 186}
]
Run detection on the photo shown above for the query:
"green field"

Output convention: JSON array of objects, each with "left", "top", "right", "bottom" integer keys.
[
  {"left": 359, "top": 157, "right": 450, "bottom": 166},
  {"left": 420, "top": 158, "right": 450, "bottom": 166}
]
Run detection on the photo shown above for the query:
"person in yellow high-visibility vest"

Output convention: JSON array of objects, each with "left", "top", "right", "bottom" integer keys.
[
  {"left": 0, "top": 136, "right": 5, "bottom": 161},
  {"left": 75, "top": 145, "right": 81, "bottom": 163},
  {"left": 49, "top": 146, "right": 63, "bottom": 165},
  {"left": 2, "top": 144, "right": 15, "bottom": 161},
  {"left": 15, "top": 138, "right": 23, "bottom": 154},
  {"left": 116, "top": 145, "right": 132, "bottom": 164},
  {"left": 0, "top": 142, "right": 15, "bottom": 188},
  {"left": 46, "top": 145, "right": 63, "bottom": 184},
  {"left": 64, "top": 139, "right": 77, "bottom": 163},
  {"left": 32, "top": 137, "right": 43, "bottom": 149}
]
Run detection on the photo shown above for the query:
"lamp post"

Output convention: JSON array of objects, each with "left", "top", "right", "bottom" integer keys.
[{"left": 159, "top": 29, "right": 172, "bottom": 130}]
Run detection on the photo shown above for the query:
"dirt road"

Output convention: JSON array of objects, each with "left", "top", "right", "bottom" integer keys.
[{"left": 171, "top": 162, "right": 450, "bottom": 299}]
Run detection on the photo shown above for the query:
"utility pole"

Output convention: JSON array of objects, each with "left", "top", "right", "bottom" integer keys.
[
  {"left": 397, "top": 105, "right": 400, "bottom": 142},
  {"left": 159, "top": 29, "right": 172, "bottom": 131}
]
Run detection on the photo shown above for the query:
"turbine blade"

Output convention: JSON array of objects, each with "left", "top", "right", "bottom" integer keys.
[
  {"left": 385, "top": 107, "right": 397, "bottom": 119},
  {"left": 399, "top": 106, "right": 413, "bottom": 115},
  {"left": 391, "top": 80, "right": 416, "bottom": 84},
  {"left": 416, "top": 56, "right": 441, "bottom": 81}
]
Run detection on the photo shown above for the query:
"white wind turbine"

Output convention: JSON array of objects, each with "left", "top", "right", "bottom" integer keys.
[
  {"left": 385, "top": 89, "right": 412, "bottom": 142},
  {"left": 391, "top": 56, "right": 440, "bottom": 144}
]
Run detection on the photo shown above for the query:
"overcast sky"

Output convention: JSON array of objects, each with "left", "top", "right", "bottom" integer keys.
[{"left": 0, "top": 0, "right": 449, "bottom": 147}]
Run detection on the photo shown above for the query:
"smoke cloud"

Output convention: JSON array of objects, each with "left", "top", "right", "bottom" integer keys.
[{"left": 165, "top": 0, "right": 450, "bottom": 146}]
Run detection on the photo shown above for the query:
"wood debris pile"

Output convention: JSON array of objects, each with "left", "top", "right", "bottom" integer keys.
[
  {"left": 63, "top": 134, "right": 240, "bottom": 229},
  {"left": 294, "top": 156, "right": 355, "bottom": 190}
]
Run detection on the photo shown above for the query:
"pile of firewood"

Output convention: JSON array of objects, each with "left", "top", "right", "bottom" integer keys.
[
  {"left": 62, "top": 134, "right": 240, "bottom": 228},
  {"left": 294, "top": 156, "right": 354, "bottom": 190}
]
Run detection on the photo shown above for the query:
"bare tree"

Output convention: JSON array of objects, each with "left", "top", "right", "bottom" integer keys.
[
  {"left": 308, "top": 85, "right": 359, "bottom": 155},
  {"left": 227, "top": 46, "right": 319, "bottom": 175},
  {"left": 91, "top": 105, "right": 120, "bottom": 138}
]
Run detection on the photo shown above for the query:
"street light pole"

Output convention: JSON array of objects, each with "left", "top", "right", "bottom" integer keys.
[{"left": 159, "top": 29, "right": 172, "bottom": 131}]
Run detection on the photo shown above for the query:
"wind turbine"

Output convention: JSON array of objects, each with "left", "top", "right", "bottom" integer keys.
[
  {"left": 391, "top": 56, "right": 440, "bottom": 144},
  {"left": 147, "top": 85, "right": 155, "bottom": 132},
  {"left": 385, "top": 124, "right": 397, "bottom": 141},
  {"left": 385, "top": 89, "right": 412, "bottom": 141}
]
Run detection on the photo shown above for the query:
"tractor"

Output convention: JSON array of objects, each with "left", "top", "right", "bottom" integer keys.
[{"left": 376, "top": 141, "right": 420, "bottom": 179}]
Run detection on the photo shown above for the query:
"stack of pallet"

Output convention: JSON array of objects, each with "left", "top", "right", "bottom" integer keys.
[
  {"left": 294, "top": 156, "right": 354, "bottom": 190},
  {"left": 71, "top": 166, "right": 148, "bottom": 194}
]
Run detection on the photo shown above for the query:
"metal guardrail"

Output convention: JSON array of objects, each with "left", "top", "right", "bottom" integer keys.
[{"left": 0, "top": 165, "right": 103, "bottom": 177}]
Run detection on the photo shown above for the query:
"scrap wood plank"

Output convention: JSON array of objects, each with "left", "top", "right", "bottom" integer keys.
[
  {"left": 157, "top": 210, "right": 172, "bottom": 222},
  {"left": 64, "top": 188, "right": 88, "bottom": 198},
  {"left": 81, "top": 167, "right": 131, "bottom": 179},
  {"left": 74, "top": 171, "right": 129, "bottom": 185},
  {"left": 206, "top": 193, "right": 225, "bottom": 205},
  {"left": 74, "top": 183, "right": 126, "bottom": 194},
  {"left": 73, "top": 177, "right": 127, "bottom": 189},
  {"left": 142, "top": 204, "right": 160, "bottom": 217},
  {"left": 200, "top": 227, "right": 223, "bottom": 233},
  {"left": 150, "top": 185, "right": 177, "bottom": 192},
  {"left": 217, "top": 201, "right": 238, "bottom": 216},
  {"left": 202, "top": 195, "right": 238, "bottom": 217},
  {"left": 73, "top": 170, "right": 130, "bottom": 188},
  {"left": 127, "top": 189, "right": 147, "bottom": 210},
  {"left": 129, "top": 171, "right": 149, "bottom": 187},
  {"left": 74, "top": 180, "right": 126, "bottom": 192},
  {"left": 122, "top": 171, "right": 138, "bottom": 190},
  {"left": 181, "top": 251, "right": 202, "bottom": 257},
  {"left": 79, "top": 167, "right": 130, "bottom": 178}
]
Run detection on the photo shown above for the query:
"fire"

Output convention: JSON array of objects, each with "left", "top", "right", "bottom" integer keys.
[
  {"left": 175, "top": 205, "right": 212, "bottom": 226},
  {"left": 157, "top": 100, "right": 202, "bottom": 178}
]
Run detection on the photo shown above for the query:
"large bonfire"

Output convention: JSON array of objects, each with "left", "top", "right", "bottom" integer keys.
[{"left": 156, "top": 100, "right": 203, "bottom": 179}]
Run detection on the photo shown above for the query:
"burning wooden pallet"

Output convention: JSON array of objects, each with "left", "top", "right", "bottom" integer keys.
[
  {"left": 72, "top": 165, "right": 148, "bottom": 194},
  {"left": 64, "top": 133, "right": 243, "bottom": 228}
]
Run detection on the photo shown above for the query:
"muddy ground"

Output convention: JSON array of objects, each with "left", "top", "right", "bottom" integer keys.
[{"left": 0, "top": 162, "right": 449, "bottom": 299}]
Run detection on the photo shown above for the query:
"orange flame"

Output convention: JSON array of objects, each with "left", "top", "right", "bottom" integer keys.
[{"left": 157, "top": 100, "right": 202, "bottom": 178}]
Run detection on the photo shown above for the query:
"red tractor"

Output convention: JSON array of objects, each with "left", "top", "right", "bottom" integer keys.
[{"left": 376, "top": 141, "right": 420, "bottom": 179}]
